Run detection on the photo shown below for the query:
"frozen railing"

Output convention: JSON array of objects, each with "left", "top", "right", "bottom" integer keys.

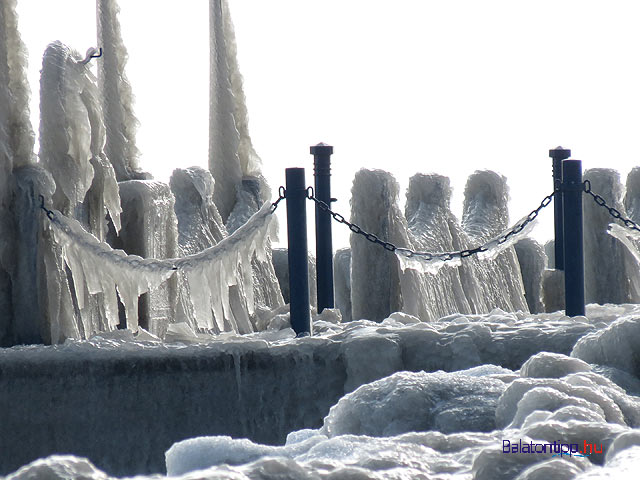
[{"left": 42, "top": 199, "right": 278, "bottom": 335}]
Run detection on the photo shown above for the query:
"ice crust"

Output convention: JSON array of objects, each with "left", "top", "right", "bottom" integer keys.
[{"left": 3, "top": 305, "right": 640, "bottom": 478}]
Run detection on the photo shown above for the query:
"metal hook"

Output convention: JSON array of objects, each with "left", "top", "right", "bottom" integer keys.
[
  {"left": 79, "top": 47, "right": 103, "bottom": 65},
  {"left": 38, "top": 195, "right": 55, "bottom": 220}
]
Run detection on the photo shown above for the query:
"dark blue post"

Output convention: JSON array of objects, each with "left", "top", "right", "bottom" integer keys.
[
  {"left": 562, "top": 159, "right": 585, "bottom": 317},
  {"left": 311, "top": 142, "right": 335, "bottom": 313},
  {"left": 286, "top": 168, "right": 311, "bottom": 335},
  {"left": 550, "top": 146, "right": 571, "bottom": 270}
]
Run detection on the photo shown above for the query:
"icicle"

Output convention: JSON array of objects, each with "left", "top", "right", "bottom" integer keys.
[{"left": 46, "top": 202, "right": 277, "bottom": 333}]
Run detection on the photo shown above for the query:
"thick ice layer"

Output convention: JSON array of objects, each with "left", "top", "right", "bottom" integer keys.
[
  {"left": 350, "top": 169, "right": 409, "bottom": 321},
  {"left": 209, "top": 0, "right": 265, "bottom": 222},
  {"left": 97, "top": 0, "right": 148, "bottom": 181},
  {"left": 2, "top": 304, "right": 640, "bottom": 478}
]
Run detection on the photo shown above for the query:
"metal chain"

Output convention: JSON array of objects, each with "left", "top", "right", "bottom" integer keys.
[
  {"left": 306, "top": 186, "right": 555, "bottom": 261},
  {"left": 39, "top": 195, "right": 55, "bottom": 219},
  {"left": 270, "top": 186, "right": 286, "bottom": 213},
  {"left": 583, "top": 180, "right": 640, "bottom": 233}
]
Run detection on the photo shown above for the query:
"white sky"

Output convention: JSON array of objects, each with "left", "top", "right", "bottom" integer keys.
[{"left": 16, "top": 0, "right": 640, "bottom": 250}]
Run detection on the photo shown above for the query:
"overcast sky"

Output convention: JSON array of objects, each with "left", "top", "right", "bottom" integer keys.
[{"left": 16, "top": 1, "right": 640, "bottom": 250}]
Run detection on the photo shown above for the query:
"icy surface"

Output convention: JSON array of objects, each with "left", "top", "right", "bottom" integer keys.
[{"left": 3, "top": 304, "right": 640, "bottom": 478}]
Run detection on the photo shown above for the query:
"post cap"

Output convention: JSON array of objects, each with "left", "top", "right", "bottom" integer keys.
[
  {"left": 310, "top": 143, "right": 334, "bottom": 156},
  {"left": 549, "top": 146, "right": 571, "bottom": 160}
]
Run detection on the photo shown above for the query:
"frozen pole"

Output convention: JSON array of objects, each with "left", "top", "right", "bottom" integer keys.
[
  {"left": 285, "top": 168, "right": 311, "bottom": 335},
  {"left": 549, "top": 146, "right": 571, "bottom": 270},
  {"left": 561, "top": 159, "right": 585, "bottom": 317},
  {"left": 311, "top": 142, "right": 335, "bottom": 313}
]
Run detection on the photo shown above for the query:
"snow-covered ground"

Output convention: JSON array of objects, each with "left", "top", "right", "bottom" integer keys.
[{"left": 3, "top": 304, "right": 640, "bottom": 479}]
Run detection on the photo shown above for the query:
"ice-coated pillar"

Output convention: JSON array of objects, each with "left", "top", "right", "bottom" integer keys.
[
  {"left": 311, "top": 143, "right": 335, "bottom": 313},
  {"left": 562, "top": 159, "right": 585, "bottom": 317},
  {"left": 350, "top": 169, "right": 406, "bottom": 321},
  {"left": 285, "top": 168, "right": 311, "bottom": 335}
]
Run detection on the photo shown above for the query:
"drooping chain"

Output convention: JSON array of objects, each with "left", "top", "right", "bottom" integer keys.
[
  {"left": 583, "top": 180, "right": 640, "bottom": 233},
  {"left": 270, "top": 186, "right": 287, "bottom": 213},
  {"left": 306, "top": 187, "right": 555, "bottom": 261}
]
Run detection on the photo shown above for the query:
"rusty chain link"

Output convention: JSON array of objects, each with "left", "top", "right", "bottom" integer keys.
[
  {"left": 583, "top": 180, "right": 640, "bottom": 233},
  {"left": 306, "top": 187, "right": 555, "bottom": 262}
]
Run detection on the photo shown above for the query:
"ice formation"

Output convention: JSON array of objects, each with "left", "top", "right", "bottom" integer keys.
[
  {"left": 97, "top": 0, "right": 148, "bottom": 181},
  {"left": 46, "top": 200, "right": 277, "bottom": 335},
  {"left": 515, "top": 238, "right": 546, "bottom": 314},
  {"left": 350, "top": 168, "right": 529, "bottom": 322},
  {"left": 208, "top": 0, "right": 269, "bottom": 223},
  {"left": 0, "top": 0, "right": 36, "bottom": 345},
  {"left": 583, "top": 168, "right": 640, "bottom": 304}
]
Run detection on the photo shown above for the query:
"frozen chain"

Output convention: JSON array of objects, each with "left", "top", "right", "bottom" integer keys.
[
  {"left": 306, "top": 187, "right": 555, "bottom": 261},
  {"left": 583, "top": 180, "right": 640, "bottom": 233}
]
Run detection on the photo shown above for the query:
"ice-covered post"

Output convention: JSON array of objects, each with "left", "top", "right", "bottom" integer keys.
[
  {"left": 311, "top": 142, "right": 335, "bottom": 313},
  {"left": 550, "top": 146, "right": 571, "bottom": 270},
  {"left": 561, "top": 159, "right": 585, "bottom": 317},
  {"left": 285, "top": 168, "right": 311, "bottom": 335}
]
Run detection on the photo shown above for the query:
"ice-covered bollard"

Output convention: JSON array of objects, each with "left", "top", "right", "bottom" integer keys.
[
  {"left": 461, "top": 171, "right": 529, "bottom": 313},
  {"left": 583, "top": 169, "right": 640, "bottom": 304},
  {"left": 115, "top": 181, "right": 178, "bottom": 335},
  {"left": 514, "top": 238, "right": 546, "bottom": 314},
  {"left": 97, "top": 0, "right": 149, "bottom": 181},
  {"left": 350, "top": 169, "right": 408, "bottom": 321},
  {"left": 401, "top": 173, "right": 473, "bottom": 320}
]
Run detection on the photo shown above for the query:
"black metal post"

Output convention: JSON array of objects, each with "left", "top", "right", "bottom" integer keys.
[
  {"left": 549, "top": 146, "right": 571, "bottom": 270},
  {"left": 285, "top": 168, "right": 311, "bottom": 335},
  {"left": 311, "top": 142, "right": 335, "bottom": 313},
  {"left": 561, "top": 159, "right": 585, "bottom": 317}
]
